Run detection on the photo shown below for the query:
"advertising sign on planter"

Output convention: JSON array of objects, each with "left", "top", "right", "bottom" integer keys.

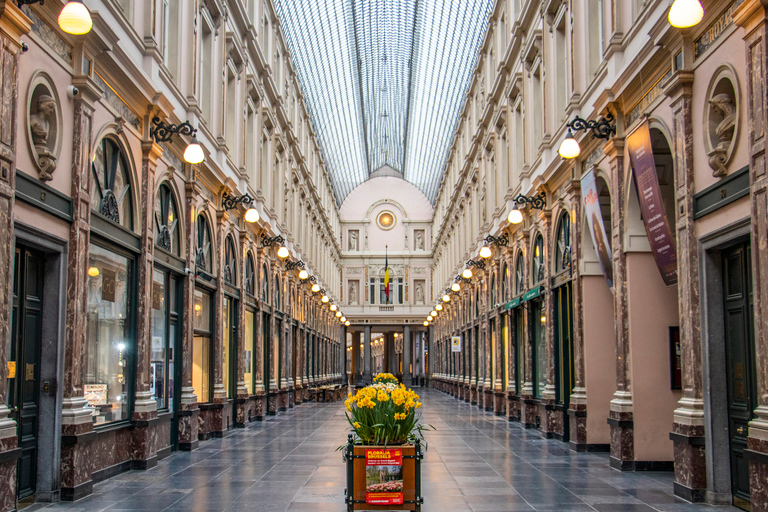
[
  {"left": 365, "top": 448, "right": 404, "bottom": 505},
  {"left": 627, "top": 121, "right": 678, "bottom": 286}
]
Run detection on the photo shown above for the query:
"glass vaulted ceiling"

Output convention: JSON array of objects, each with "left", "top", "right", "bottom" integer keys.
[{"left": 274, "top": 0, "right": 493, "bottom": 205}]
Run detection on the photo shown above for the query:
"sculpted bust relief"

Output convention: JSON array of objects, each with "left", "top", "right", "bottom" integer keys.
[
  {"left": 706, "top": 78, "right": 739, "bottom": 178},
  {"left": 29, "top": 93, "right": 58, "bottom": 181}
]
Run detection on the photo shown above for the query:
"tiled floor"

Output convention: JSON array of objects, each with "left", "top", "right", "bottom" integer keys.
[{"left": 29, "top": 389, "right": 739, "bottom": 512}]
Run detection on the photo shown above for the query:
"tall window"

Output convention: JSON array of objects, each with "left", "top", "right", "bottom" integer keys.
[
  {"left": 85, "top": 243, "right": 133, "bottom": 424},
  {"left": 532, "top": 234, "right": 545, "bottom": 284},
  {"left": 150, "top": 269, "right": 179, "bottom": 410},
  {"left": 193, "top": 288, "right": 212, "bottom": 402},
  {"left": 274, "top": 275, "right": 281, "bottom": 310},
  {"left": 201, "top": 20, "right": 213, "bottom": 122},
  {"left": 555, "top": 213, "right": 571, "bottom": 273},
  {"left": 195, "top": 214, "right": 213, "bottom": 274},
  {"left": 502, "top": 263, "right": 509, "bottom": 301},
  {"left": 490, "top": 274, "right": 497, "bottom": 307},
  {"left": 91, "top": 137, "right": 133, "bottom": 230},
  {"left": 155, "top": 183, "right": 180, "bottom": 255},
  {"left": 369, "top": 276, "right": 404, "bottom": 305}
]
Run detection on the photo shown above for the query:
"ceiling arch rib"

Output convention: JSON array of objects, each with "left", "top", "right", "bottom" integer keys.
[{"left": 274, "top": 0, "right": 492, "bottom": 206}]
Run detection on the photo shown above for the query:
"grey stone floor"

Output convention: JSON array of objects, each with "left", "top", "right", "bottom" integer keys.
[{"left": 28, "top": 389, "right": 739, "bottom": 512}]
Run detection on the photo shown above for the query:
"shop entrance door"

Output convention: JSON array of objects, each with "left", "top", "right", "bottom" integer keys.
[
  {"left": 723, "top": 242, "right": 755, "bottom": 511},
  {"left": 554, "top": 282, "right": 574, "bottom": 443},
  {"left": 9, "top": 245, "right": 44, "bottom": 501}
]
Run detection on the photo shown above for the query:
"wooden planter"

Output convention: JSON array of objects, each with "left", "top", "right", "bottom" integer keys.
[{"left": 344, "top": 435, "right": 423, "bottom": 511}]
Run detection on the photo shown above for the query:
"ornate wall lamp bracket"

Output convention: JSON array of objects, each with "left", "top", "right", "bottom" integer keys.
[
  {"left": 285, "top": 260, "right": 305, "bottom": 271},
  {"left": 512, "top": 192, "right": 547, "bottom": 210},
  {"left": 484, "top": 233, "right": 509, "bottom": 247},
  {"left": 466, "top": 259, "right": 486, "bottom": 271},
  {"left": 261, "top": 233, "right": 285, "bottom": 248},
  {"left": 565, "top": 113, "right": 616, "bottom": 141},
  {"left": 222, "top": 193, "right": 254, "bottom": 211},
  {"left": 16, "top": 0, "right": 44, "bottom": 6},
  {"left": 455, "top": 275, "right": 471, "bottom": 284},
  {"left": 150, "top": 116, "right": 196, "bottom": 143}
]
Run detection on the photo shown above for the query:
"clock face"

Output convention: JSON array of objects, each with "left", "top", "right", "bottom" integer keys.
[{"left": 377, "top": 211, "right": 396, "bottom": 230}]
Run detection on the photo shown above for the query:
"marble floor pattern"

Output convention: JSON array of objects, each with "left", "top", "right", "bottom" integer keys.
[{"left": 27, "top": 389, "right": 740, "bottom": 512}]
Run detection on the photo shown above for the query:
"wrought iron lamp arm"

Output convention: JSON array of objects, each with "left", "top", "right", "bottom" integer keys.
[
  {"left": 513, "top": 192, "right": 546, "bottom": 210},
  {"left": 150, "top": 116, "right": 197, "bottom": 143},
  {"left": 466, "top": 259, "right": 486, "bottom": 271},
  {"left": 285, "top": 260, "right": 305, "bottom": 271},
  {"left": 261, "top": 233, "right": 285, "bottom": 248},
  {"left": 484, "top": 233, "right": 509, "bottom": 247},
  {"left": 223, "top": 193, "right": 254, "bottom": 211},
  {"left": 565, "top": 113, "right": 616, "bottom": 141}
]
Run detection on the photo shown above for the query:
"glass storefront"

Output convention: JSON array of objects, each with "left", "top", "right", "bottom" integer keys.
[
  {"left": 193, "top": 288, "right": 212, "bottom": 402},
  {"left": 150, "top": 268, "right": 180, "bottom": 411},
  {"left": 223, "top": 298, "right": 230, "bottom": 396},
  {"left": 244, "top": 309, "right": 255, "bottom": 392},
  {"left": 533, "top": 300, "right": 546, "bottom": 398},
  {"left": 85, "top": 243, "right": 133, "bottom": 425}
]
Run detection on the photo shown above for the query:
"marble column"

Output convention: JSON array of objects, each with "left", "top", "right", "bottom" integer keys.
[
  {"left": 493, "top": 259, "right": 504, "bottom": 415},
  {"left": 253, "top": 247, "right": 266, "bottom": 418},
  {"left": 0, "top": 5, "right": 30, "bottom": 509},
  {"left": 130, "top": 135, "right": 162, "bottom": 467},
  {"left": 179, "top": 179, "right": 200, "bottom": 447},
  {"left": 363, "top": 325, "right": 372, "bottom": 384},
  {"left": 209, "top": 211, "right": 228, "bottom": 434},
  {"left": 605, "top": 136, "right": 635, "bottom": 470},
  {"left": 60, "top": 58, "right": 101, "bottom": 500},
  {"left": 734, "top": 4, "right": 768, "bottom": 510},
  {"left": 664, "top": 66, "right": 706, "bottom": 499},
  {"left": 566, "top": 183, "right": 588, "bottom": 450}
]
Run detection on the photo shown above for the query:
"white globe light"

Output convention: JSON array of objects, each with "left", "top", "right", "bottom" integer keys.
[
  {"left": 508, "top": 209, "right": 524, "bottom": 224},
  {"left": 480, "top": 246, "right": 492, "bottom": 258},
  {"left": 330, "top": 304, "right": 337, "bottom": 311},
  {"left": 435, "top": 304, "right": 443, "bottom": 311},
  {"left": 558, "top": 132, "right": 581, "bottom": 159},
  {"left": 427, "top": 315, "right": 433, "bottom": 321},
  {"left": 277, "top": 246, "right": 289, "bottom": 258},
  {"left": 321, "top": 295, "right": 329, "bottom": 303},
  {"left": 311, "top": 284, "right": 321, "bottom": 292},
  {"left": 462, "top": 268, "right": 473, "bottom": 279},
  {"left": 298, "top": 269, "right": 309, "bottom": 280},
  {"left": 668, "top": 0, "right": 704, "bottom": 28},
  {"left": 341, "top": 317, "right": 347, "bottom": 323},
  {"left": 244, "top": 208, "right": 260, "bottom": 223},
  {"left": 442, "top": 294, "right": 451, "bottom": 302},
  {"left": 336, "top": 311, "right": 342, "bottom": 317},
  {"left": 345, "top": 321, "right": 350, "bottom": 326},
  {"left": 58, "top": 1, "right": 92, "bottom": 35},
  {"left": 430, "top": 310, "right": 437, "bottom": 317},
  {"left": 183, "top": 137, "right": 205, "bottom": 164},
  {"left": 423, "top": 321, "right": 429, "bottom": 326},
  {"left": 451, "top": 282, "right": 461, "bottom": 292}
]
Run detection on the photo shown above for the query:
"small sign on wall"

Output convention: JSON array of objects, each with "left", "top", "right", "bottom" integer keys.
[
  {"left": 451, "top": 336, "right": 461, "bottom": 352},
  {"left": 102, "top": 269, "right": 116, "bottom": 302}
]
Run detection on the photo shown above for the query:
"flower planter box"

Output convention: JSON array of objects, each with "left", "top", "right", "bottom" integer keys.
[{"left": 343, "top": 435, "right": 423, "bottom": 511}]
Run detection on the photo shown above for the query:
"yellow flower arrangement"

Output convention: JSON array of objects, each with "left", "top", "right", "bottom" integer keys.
[
  {"left": 373, "top": 372, "right": 399, "bottom": 385},
  {"left": 344, "top": 382, "right": 432, "bottom": 446}
]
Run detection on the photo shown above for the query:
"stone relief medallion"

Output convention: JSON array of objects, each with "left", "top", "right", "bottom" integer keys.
[
  {"left": 27, "top": 73, "right": 62, "bottom": 182},
  {"left": 704, "top": 65, "right": 740, "bottom": 178},
  {"left": 376, "top": 210, "right": 396, "bottom": 230}
]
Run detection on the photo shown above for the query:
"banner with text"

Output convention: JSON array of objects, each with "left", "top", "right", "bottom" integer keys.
[
  {"left": 581, "top": 168, "right": 614, "bottom": 288},
  {"left": 365, "top": 448, "right": 404, "bottom": 505},
  {"left": 626, "top": 122, "right": 678, "bottom": 286}
]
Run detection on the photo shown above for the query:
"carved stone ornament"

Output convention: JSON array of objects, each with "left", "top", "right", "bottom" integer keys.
[
  {"left": 27, "top": 77, "right": 62, "bottom": 182},
  {"left": 704, "top": 67, "right": 740, "bottom": 178}
]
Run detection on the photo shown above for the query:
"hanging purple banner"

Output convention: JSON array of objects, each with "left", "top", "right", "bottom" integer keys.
[
  {"left": 626, "top": 122, "right": 678, "bottom": 286},
  {"left": 580, "top": 168, "right": 613, "bottom": 288}
]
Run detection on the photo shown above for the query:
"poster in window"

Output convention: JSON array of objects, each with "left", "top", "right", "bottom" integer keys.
[
  {"left": 451, "top": 336, "right": 462, "bottom": 352},
  {"left": 669, "top": 327, "right": 681, "bottom": 389},
  {"left": 102, "top": 269, "right": 116, "bottom": 302},
  {"left": 365, "top": 448, "right": 403, "bottom": 505},
  {"left": 152, "top": 282, "right": 163, "bottom": 310}
]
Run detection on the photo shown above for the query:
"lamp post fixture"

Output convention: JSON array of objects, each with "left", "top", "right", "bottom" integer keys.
[
  {"left": 480, "top": 233, "right": 509, "bottom": 258},
  {"left": 222, "top": 193, "right": 259, "bottom": 223},
  {"left": 18, "top": 0, "right": 94, "bottom": 35},
  {"left": 466, "top": 259, "right": 486, "bottom": 271},
  {"left": 149, "top": 116, "right": 205, "bottom": 164},
  {"left": 261, "top": 233, "right": 285, "bottom": 248},
  {"left": 507, "top": 192, "right": 546, "bottom": 224},
  {"left": 558, "top": 114, "right": 616, "bottom": 159},
  {"left": 285, "top": 260, "right": 305, "bottom": 272}
]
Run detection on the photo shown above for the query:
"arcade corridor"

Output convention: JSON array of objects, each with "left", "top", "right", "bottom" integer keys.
[{"left": 25, "top": 390, "right": 738, "bottom": 512}]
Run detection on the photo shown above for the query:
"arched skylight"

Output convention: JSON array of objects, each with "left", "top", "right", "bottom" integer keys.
[{"left": 275, "top": 0, "right": 492, "bottom": 205}]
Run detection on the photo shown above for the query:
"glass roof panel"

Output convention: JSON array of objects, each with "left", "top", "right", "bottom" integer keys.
[{"left": 275, "top": 0, "right": 492, "bottom": 205}]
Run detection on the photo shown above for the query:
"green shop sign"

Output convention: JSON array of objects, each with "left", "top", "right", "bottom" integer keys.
[
  {"left": 522, "top": 286, "right": 543, "bottom": 303},
  {"left": 504, "top": 297, "right": 521, "bottom": 310}
]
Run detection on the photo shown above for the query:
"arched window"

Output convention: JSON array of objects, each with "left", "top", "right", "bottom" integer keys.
[
  {"left": 515, "top": 251, "right": 525, "bottom": 295},
  {"left": 245, "top": 254, "right": 255, "bottom": 296},
  {"left": 490, "top": 274, "right": 497, "bottom": 307},
  {"left": 195, "top": 214, "right": 213, "bottom": 273},
  {"left": 261, "top": 264, "right": 269, "bottom": 303},
  {"left": 224, "top": 236, "right": 237, "bottom": 285},
  {"left": 92, "top": 137, "right": 133, "bottom": 229},
  {"left": 502, "top": 263, "right": 509, "bottom": 301},
  {"left": 532, "top": 234, "right": 544, "bottom": 284},
  {"left": 475, "top": 289, "right": 479, "bottom": 316},
  {"left": 155, "top": 183, "right": 180, "bottom": 255},
  {"left": 274, "top": 275, "right": 281, "bottom": 309},
  {"left": 555, "top": 212, "right": 571, "bottom": 273}
]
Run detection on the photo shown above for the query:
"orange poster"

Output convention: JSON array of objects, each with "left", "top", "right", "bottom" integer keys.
[{"left": 365, "top": 448, "right": 404, "bottom": 505}]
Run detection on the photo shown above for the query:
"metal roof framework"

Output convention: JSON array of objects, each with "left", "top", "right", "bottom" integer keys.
[{"left": 275, "top": 0, "right": 492, "bottom": 205}]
